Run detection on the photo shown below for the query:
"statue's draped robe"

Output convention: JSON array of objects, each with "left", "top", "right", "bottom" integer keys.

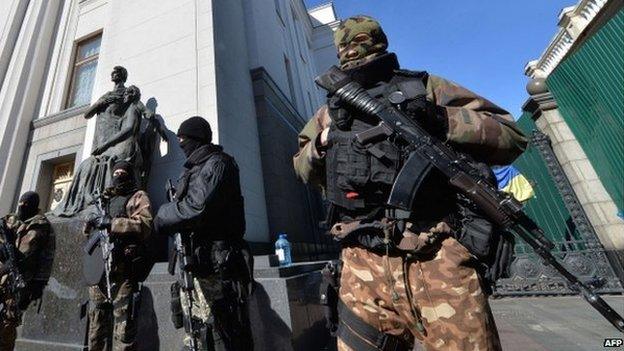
[{"left": 53, "top": 89, "right": 142, "bottom": 217}]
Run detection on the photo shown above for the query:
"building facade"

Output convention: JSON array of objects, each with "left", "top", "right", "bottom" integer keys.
[
  {"left": 513, "top": 0, "right": 624, "bottom": 289},
  {"left": 0, "top": 0, "right": 340, "bottom": 253}
]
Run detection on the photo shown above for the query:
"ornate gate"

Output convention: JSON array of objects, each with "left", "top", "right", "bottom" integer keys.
[{"left": 495, "top": 130, "right": 622, "bottom": 295}]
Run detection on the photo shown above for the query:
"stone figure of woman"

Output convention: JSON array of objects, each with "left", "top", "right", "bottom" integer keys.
[{"left": 53, "top": 67, "right": 143, "bottom": 217}]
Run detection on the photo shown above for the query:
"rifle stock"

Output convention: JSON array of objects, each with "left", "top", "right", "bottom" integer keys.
[{"left": 315, "top": 65, "right": 624, "bottom": 332}]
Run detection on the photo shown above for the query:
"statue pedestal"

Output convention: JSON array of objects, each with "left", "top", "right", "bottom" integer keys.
[
  {"left": 139, "top": 260, "right": 334, "bottom": 351},
  {"left": 16, "top": 216, "right": 89, "bottom": 350},
  {"left": 15, "top": 232, "right": 334, "bottom": 350}
]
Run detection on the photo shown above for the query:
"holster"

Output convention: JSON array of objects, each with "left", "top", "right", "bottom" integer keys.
[
  {"left": 320, "top": 260, "right": 342, "bottom": 337},
  {"left": 337, "top": 301, "right": 412, "bottom": 351}
]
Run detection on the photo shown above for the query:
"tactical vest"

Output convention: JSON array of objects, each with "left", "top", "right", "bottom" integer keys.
[
  {"left": 107, "top": 193, "right": 132, "bottom": 219},
  {"left": 325, "top": 70, "right": 429, "bottom": 215}
]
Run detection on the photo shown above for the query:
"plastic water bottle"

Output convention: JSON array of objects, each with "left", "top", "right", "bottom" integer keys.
[{"left": 275, "top": 233, "right": 292, "bottom": 266}]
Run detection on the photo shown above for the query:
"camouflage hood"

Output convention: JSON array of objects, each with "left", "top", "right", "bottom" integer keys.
[
  {"left": 343, "top": 52, "right": 399, "bottom": 88},
  {"left": 334, "top": 15, "right": 388, "bottom": 70}
]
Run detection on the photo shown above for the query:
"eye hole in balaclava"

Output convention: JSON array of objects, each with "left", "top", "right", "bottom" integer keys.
[{"left": 334, "top": 15, "right": 388, "bottom": 70}]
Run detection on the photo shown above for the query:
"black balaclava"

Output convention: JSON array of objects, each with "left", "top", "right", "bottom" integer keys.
[
  {"left": 17, "top": 191, "right": 39, "bottom": 221},
  {"left": 111, "top": 161, "right": 137, "bottom": 195},
  {"left": 179, "top": 137, "right": 203, "bottom": 158},
  {"left": 177, "top": 116, "right": 212, "bottom": 158}
]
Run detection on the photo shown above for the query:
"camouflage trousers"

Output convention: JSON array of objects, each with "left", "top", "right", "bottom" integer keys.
[
  {"left": 337, "top": 237, "right": 501, "bottom": 351},
  {"left": 0, "top": 292, "right": 20, "bottom": 351},
  {"left": 88, "top": 278, "right": 137, "bottom": 351},
  {"left": 179, "top": 274, "right": 253, "bottom": 351}
]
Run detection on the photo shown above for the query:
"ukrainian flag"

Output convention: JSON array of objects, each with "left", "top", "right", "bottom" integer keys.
[{"left": 492, "top": 165, "right": 535, "bottom": 202}]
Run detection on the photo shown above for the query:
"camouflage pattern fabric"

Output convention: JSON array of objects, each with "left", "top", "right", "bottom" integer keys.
[
  {"left": 86, "top": 190, "right": 152, "bottom": 351},
  {"left": 178, "top": 274, "right": 254, "bottom": 350},
  {"left": 109, "top": 190, "right": 152, "bottom": 241},
  {"left": 0, "top": 213, "right": 51, "bottom": 351},
  {"left": 425, "top": 75, "right": 527, "bottom": 165},
  {"left": 292, "top": 74, "right": 527, "bottom": 191},
  {"left": 0, "top": 288, "right": 20, "bottom": 351},
  {"left": 334, "top": 15, "right": 388, "bottom": 70},
  {"left": 3, "top": 213, "right": 51, "bottom": 283},
  {"left": 88, "top": 279, "right": 137, "bottom": 351},
  {"left": 338, "top": 237, "right": 501, "bottom": 351},
  {"left": 180, "top": 275, "right": 223, "bottom": 349}
]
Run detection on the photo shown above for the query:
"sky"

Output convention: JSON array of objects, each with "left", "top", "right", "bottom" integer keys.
[{"left": 305, "top": 0, "right": 574, "bottom": 118}]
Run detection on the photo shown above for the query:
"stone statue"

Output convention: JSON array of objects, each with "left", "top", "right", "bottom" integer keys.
[
  {"left": 140, "top": 98, "right": 169, "bottom": 188},
  {"left": 53, "top": 67, "right": 144, "bottom": 217}
]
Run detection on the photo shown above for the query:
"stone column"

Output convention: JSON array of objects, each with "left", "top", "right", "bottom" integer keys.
[
  {"left": 0, "top": 0, "right": 65, "bottom": 214},
  {"left": 523, "top": 78, "right": 624, "bottom": 281},
  {"left": 0, "top": 0, "right": 30, "bottom": 86}
]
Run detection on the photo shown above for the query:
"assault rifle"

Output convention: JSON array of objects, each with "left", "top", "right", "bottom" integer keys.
[
  {"left": 0, "top": 219, "right": 25, "bottom": 313},
  {"left": 84, "top": 190, "right": 115, "bottom": 303},
  {"left": 315, "top": 66, "right": 624, "bottom": 332},
  {"left": 166, "top": 179, "right": 201, "bottom": 351}
]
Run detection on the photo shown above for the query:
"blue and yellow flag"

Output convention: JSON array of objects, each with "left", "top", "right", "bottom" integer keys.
[{"left": 492, "top": 165, "right": 535, "bottom": 202}]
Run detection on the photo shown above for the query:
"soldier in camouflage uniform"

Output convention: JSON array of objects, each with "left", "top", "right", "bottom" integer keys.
[
  {"left": 85, "top": 161, "right": 153, "bottom": 351},
  {"left": 0, "top": 191, "right": 54, "bottom": 351},
  {"left": 294, "top": 16, "right": 527, "bottom": 351}
]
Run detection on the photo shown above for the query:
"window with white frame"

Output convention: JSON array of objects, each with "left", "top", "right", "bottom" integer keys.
[{"left": 66, "top": 33, "right": 101, "bottom": 108}]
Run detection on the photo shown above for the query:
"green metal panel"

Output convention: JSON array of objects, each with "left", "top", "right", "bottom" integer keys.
[
  {"left": 513, "top": 113, "right": 583, "bottom": 254},
  {"left": 546, "top": 9, "right": 624, "bottom": 213}
]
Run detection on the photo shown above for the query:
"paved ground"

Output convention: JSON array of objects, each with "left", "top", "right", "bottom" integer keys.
[
  {"left": 324, "top": 295, "right": 622, "bottom": 350},
  {"left": 490, "top": 295, "right": 623, "bottom": 351}
]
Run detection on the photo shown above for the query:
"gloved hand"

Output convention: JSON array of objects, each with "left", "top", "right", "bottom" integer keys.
[
  {"left": 27, "top": 280, "right": 46, "bottom": 301},
  {"left": 95, "top": 215, "right": 112, "bottom": 231},
  {"left": 405, "top": 97, "right": 448, "bottom": 138}
]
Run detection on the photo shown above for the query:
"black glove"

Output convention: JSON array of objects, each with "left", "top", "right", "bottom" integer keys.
[
  {"left": 28, "top": 280, "right": 47, "bottom": 301},
  {"left": 153, "top": 216, "right": 166, "bottom": 236},
  {"left": 405, "top": 97, "right": 448, "bottom": 138},
  {"left": 95, "top": 215, "right": 112, "bottom": 231}
]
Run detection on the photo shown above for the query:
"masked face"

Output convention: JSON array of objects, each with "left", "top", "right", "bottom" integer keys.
[
  {"left": 111, "top": 167, "right": 136, "bottom": 195},
  {"left": 17, "top": 192, "right": 39, "bottom": 221},
  {"left": 334, "top": 16, "right": 388, "bottom": 70},
  {"left": 179, "top": 137, "right": 203, "bottom": 158}
]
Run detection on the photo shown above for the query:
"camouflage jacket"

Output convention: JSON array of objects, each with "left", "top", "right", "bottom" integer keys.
[
  {"left": 83, "top": 190, "right": 153, "bottom": 240},
  {"left": 293, "top": 73, "right": 528, "bottom": 190},
  {"left": 109, "top": 190, "right": 153, "bottom": 241},
  {"left": 1, "top": 213, "right": 52, "bottom": 285}
]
